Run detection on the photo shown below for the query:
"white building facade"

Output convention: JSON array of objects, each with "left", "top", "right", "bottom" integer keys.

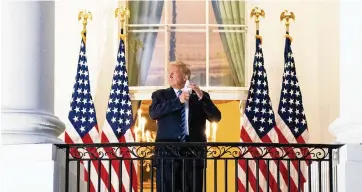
[{"left": 1, "top": 0, "right": 362, "bottom": 191}]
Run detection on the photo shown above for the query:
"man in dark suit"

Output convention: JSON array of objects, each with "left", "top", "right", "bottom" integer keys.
[{"left": 149, "top": 60, "right": 221, "bottom": 192}]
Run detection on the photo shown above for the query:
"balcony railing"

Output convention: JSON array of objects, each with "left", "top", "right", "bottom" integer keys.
[{"left": 55, "top": 142, "right": 343, "bottom": 192}]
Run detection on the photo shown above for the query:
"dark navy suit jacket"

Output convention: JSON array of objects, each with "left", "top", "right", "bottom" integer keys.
[{"left": 149, "top": 87, "right": 221, "bottom": 142}]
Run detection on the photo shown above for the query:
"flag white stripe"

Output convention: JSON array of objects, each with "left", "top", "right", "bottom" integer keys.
[
  {"left": 89, "top": 127, "right": 100, "bottom": 143},
  {"left": 103, "top": 123, "right": 120, "bottom": 142},
  {"left": 121, "top": 160, "right": 132, "bottom": 192},
  {"left": 66, "top": 127, "right": 84, "bottom": 143}
]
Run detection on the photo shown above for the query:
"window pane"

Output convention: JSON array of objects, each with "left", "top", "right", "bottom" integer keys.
[
  {"left": 208, "top": 0, "right": 246, "bottom": 87},
  {"left": 167, "top": 0, "right": 205, "bottom": 24},
  {"left": 128, "top": 0, "right": 165, "bottom": 25},
  {"left": 169, "top": 32, "right": 206, "bottom": 86},
  {"left": 209, "top": 0, "right": 246, "bottom": 25},
  {"left": 127, "top": 0, "right": 166, "bottom": 86},
  {"left": 127, "top": 32, "right": 165, "bottom": 86},
  {"left": 209, "top": 31, "right": 246, "bottom": 87}
]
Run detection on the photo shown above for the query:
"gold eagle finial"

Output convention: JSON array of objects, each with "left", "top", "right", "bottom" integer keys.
[
  {"left": 250, "top": 7, "right": 265, "bottom": 42},
  {"left": 78, "top": 10, "right": 92, "bottom": 31},
  {"left": 78, "top": 10, "right": 92, "bottom": 43},
  {"left": 250, "top": 7, "right": 265, "bottom": 26},
  {"left": 280, "top": 10, "right": 295, "bottom": 32},
  {"left": 115, "top": 6, "right": 130, "bottom": 41}
]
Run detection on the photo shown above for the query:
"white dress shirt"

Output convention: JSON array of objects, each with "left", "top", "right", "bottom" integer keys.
[{"left": 173, "top": 88, "right": 189, "bottom": 136}]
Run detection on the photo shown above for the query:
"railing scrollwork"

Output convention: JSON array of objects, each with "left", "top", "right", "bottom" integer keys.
[{"left": 58, "top": 142, "right": 342, "bottom": 161}]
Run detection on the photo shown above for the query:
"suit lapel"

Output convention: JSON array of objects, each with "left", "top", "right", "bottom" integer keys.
[{"left": 188, "top": 90, "right": 196, "bottom": 128}]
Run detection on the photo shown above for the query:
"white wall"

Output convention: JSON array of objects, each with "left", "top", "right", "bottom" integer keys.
[
  {"left": 316, "top": 0, "right": 340, "bottom": 143},
  {"left": 54, "top": 0, "right": 339, "bottom": 143}
]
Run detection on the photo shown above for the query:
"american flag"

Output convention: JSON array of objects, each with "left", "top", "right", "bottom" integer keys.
[
  {"left": 275, "top": 34, "right": 309, "bottom": 191},
  {"left": 100, "top": 37, "right": 138, "bottom": 192},
  {"left": 238, "top": 34, "right": 290, "bottom": 192},
  {"left": 64, "top": 33, "right": 108, "bottom": 191}
]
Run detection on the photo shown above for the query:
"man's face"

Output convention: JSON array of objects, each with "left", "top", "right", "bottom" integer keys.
[{"left": 168, "top": 65, "right": 186, "bottom": 89}]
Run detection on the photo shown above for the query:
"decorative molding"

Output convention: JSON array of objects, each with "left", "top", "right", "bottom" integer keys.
[
  {"left": 1, "top": 110, "right": 65, "bottom": 144},
  {"left": 329, "top": 115, "right": 362, "bottom": 143}
]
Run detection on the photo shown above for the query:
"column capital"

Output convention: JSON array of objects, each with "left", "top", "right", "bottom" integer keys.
[{"left": 329, "top": 115, "right": 362, "bottom": 143}]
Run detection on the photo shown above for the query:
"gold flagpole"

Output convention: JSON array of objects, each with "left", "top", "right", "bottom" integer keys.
[
  {"left": 250, "top": 7, "right": 265, "bottom": 31},
  {"left": 280, "top": 10, "right": 295, "bottom": 41},
  {"left": 115, "top": 6, "right": 130, "bottom": 41},
  {"left": 250, "top": 7, "right": 265, "bottom": 42},
  {"left": 78, "top": 10, "right": 92, "bottom": 44}
]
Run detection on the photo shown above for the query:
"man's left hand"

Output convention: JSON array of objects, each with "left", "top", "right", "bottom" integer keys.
[{"left": 189, "top": 83, "right": 203, "bottom": 100}]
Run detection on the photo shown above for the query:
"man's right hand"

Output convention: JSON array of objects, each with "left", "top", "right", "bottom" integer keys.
[{"left": 179, "top": 91, "right": 190, "bottom": 103}]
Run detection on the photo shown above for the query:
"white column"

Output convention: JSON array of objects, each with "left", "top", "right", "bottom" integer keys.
[
  {"left": 1, "top": 1, "right": 68, "bottom": 191},
  {"left": 329, "top": 0, "right": 362, "bottom": 143},
  {"left": 329, "top": 1, "right": 362, "bottom": 192},
  {"left": 1, "top": 0, "right": 65, "bottom": 144}
]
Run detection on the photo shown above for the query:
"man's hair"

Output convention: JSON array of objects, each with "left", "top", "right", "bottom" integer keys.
[{"left": 169, "top": 60, "right": 191, "bottom": 80}]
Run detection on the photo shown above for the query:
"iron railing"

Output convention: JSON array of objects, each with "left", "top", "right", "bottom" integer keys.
[{"left": 55, "top": 142, "right": 343, "bottom": 192}]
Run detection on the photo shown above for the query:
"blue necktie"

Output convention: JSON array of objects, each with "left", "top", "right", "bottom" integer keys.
[{"left": 178, "top": 90, "right": 187, "bottom": 141}]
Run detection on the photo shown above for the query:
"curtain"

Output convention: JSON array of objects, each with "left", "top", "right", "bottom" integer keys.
[
  {"left": 127, "top": 1, "right": 164, "bottom": 118},
  {"left": 211, "top": 0, "right": 246, "bottom": 87},
  {"left": 128, "top": 1, "right": 164, "bottom": 86}
]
